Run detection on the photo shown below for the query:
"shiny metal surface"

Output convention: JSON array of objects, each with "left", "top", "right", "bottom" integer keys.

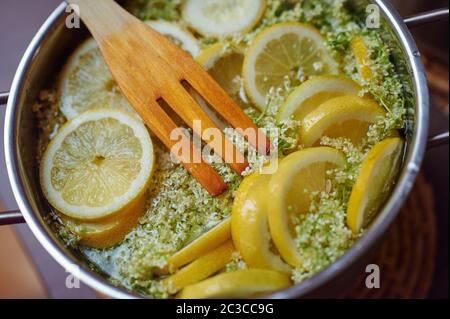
[
  {"left": 404, "top": 8, "right": 449, "bottom": 27},
  {"left": 428, "top": 132, "right": 450, "bottom": 149},
  {"left": 1, "top": 90, "right": 23, "bottom": 225},
  {"left": 0, "top": 210, "right": 25, "bottom": 225},
  {"left": 1, "top": 0, "right": 447, "bottom": 299},
  {"left": 0, "top": 90, "right": 22, "bottom": 224},
  {"left": 0, "top": 91, "right": 8, "bottom": 105}
]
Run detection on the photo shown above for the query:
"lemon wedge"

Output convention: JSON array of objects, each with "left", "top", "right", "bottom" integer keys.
[
  {"left": 197, "top": 43, "right": 248, "bottom": 108},
  {"left": 268, "top": 147, "right": 346, "bottom": 267},
  {"left": 182, "top": 0, "right": 266, "bottom": 37},
  {"left": 163, "top": 241, "right": 235, "bottom": 294},
  {"left": 60, "top": 193, "right": 146, "bottom": 248},
  {"left": 145, "top": 20, "right": 200, "bottom": 57},
  {"left": 300, "top": 95, "right": 386, "bottom": 147},
  {"left": 243, "top": 22, "right": 338, "bottom": 110},
  {"left": 156, "top": 218, "right": 231, "bottom": 275},
  {"left": 177, "top": 269, "right": 291, "bottom": 299},
  {"left": 351, "top": 36, "right": 372, "bottom": 81},
  {"left": 58, "top": 39, "right": 135, "bottom": 119},
  {"left": 347, "top": 138, "right": 404, "bottom": 233},
  {"left": 232, "top": 173, "right": 291, "bottom": 274},
  {"left": 277, "top": 75, "right": 361, "bottom": 122},
  {"left": 40, "top": 109, "right": 154, "bottom": 220}
]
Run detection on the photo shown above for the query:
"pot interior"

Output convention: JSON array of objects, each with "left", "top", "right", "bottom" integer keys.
[{"left": 6, "top": 0, "right": 428, "bottom": 298}]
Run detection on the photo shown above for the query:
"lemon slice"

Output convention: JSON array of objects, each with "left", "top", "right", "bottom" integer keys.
[
  {"left": 163, "top": 241, "right": 235, "bottom": 294},
  {"left": 197, "top": 43, "right": 248, "bottom": 108},
  {"left": 145, "top": 20, "right": 200, "bottom": 57},
  {"left": 156, "top": 218, "right": 231, "bottom": 275},
  {"left": 58, "top": 39, "right": 135, "bottom": 119},
  {"left": 243, "top": 22, "right": 339, "bottom": 110},
  {"left": 351, "top": 36, "right": 372, "bottom": 81},
  {"left": 300, "top": 95, "right": 386, "bottom": 147},
  {"left": 268, "top": 147, "right": 346, "bottom": 267},
  {"left": 177, "top": 269, "right": 291, "bottom": 299},
  {"left": 40, "top": 109, "right": 154, "bottom": 220},
  {"left": 60, "top": 193, "right": 146, "bottom": 248},
  {"left": 182, "top": 0, "right": 266, "bottom": 37},
  {"left": 347, "top": 138, "right": 403, "bottom": 233},
  {"left": 277, "top": 75, "right": 361, "bottom": 122},
  {"left": 232, "top": 173, "right": 291, "bottom": 274}
]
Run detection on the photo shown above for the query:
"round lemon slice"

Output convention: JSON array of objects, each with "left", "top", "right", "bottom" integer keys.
[
  {"left": 58, "top": 39, "right": 135, "bottom": 119},
  {"left": 156, "top": 218, "right": 231, "bottom": 275},
  {"left": 277, "top": 75, "right": 361, "bottom": 122},
  {"left": 347, "top": 138, "right": 404, "bottom": 233},
  {"left": 351, "top": 36, "right": 372, "bottom": 81},
  {"left": 182, "top": 0, "right": 266, "bottom": 37},
  {"left": 243, "top": 22, "right": 339, "bottom": 110},
  {"left": 177, "top": 269, "right": 291, "bottom": 299},
  {"left": 197, "top": 43, "right": 248, "bottom": 108},
  {"left": 60, "top": 193, "right": 147, "bottom": 248},
  {"left": 145, "top": 20, "right": 200, "bottom": 57},
  {"left": 40, "top": 109, "right": 154, "bottom": 220},
  {"left": 163, "top": 241, "right": 235, "bottom": 294},
  {"left": 300, "top": 95, "right": 386, "bottom": 147},
  {"left": 268, "top": 147, "right": 346, "bottom": 267},
  {"left": 232, "top": 173, "right": 291, "bottom": 274}
]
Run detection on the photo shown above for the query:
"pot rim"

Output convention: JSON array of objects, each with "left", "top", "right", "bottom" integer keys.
[{"left": 4, "top": 0, "right": 429, "bottom": 299}]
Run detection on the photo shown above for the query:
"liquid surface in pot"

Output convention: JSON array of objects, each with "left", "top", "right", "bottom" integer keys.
[{"left": 34, "top": 0, "right": 413, "bottom": 298}]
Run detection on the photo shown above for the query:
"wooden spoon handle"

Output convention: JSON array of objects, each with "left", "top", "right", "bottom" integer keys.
[{"left": 66, "top": 0, "right": 135, "bottom": 41}]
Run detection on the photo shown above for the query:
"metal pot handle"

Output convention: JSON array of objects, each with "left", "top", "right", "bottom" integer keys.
[
  {"left": 1, "top": 91, "right": 25, "bottom": 225},
  {"left": 404, "top": 8, "right": 450, "bottom": 149},
  {"left": 0, "top": 91, "right": 8, "bottom": 105},
  {"left": 404, "top": 8, "right": 449, "bottom": 27}
]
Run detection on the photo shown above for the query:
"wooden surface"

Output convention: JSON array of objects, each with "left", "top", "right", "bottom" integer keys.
[
  {"left": 0, "top": 202, "right": 47, "bottom": 299},
  {"left": 422, "top": 48, "right": 449, "bottom": 114},
  {"left": 343, "top": 174, "right": 437, "bottom": 298}
]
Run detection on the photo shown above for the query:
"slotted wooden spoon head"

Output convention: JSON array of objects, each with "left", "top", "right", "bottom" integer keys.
[{"left": 67, "top": 0, "right": 271, "bottom": 195}]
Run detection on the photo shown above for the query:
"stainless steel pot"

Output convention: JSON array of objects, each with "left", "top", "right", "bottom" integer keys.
[{"left": 1, "top": 1, "right": 448, "bottom": 299}]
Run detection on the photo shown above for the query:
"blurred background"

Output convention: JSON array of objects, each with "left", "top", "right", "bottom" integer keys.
[{"left": 0, "top": 0, "right": 448, "bottom": 299}]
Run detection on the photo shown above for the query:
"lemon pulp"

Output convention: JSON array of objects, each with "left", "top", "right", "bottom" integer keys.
[
  {"left": 182, "top": 0, "right": 266, "bottom": 37},
  {"left": 268, "top": 148, "right": 346, "bottom": 267},
  {"left": 59, "top": 39, "right": 135, "bottom": 119},
  {"left": 300, "top": 95, "right": 386, "bottom": 147},
  {"left": 60, "top": 193, "right": 147, "bottom": 248},
  {"left": 145, "top": 20, "right": 200, "bottom": 57},
  {"left": 232, "top": 173, "right": 291, "bottom": 274},
  {"left": 351, "top": 36, "right": 373, "bottom": 81},
  {"left": 347, "top": 138, "right": 404, "bottom": 233},
  {"left": 197, "top": 44, "right": 248, "bottom": 108},
  {"left": 277, "top": 75, "right": 361, "bottom": 122},
  {"left": 243, "top": 22, "right": 338, "bottom": 110},
  {"left": 40, "top": 109, "right": 154, "bottom": 220}
]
